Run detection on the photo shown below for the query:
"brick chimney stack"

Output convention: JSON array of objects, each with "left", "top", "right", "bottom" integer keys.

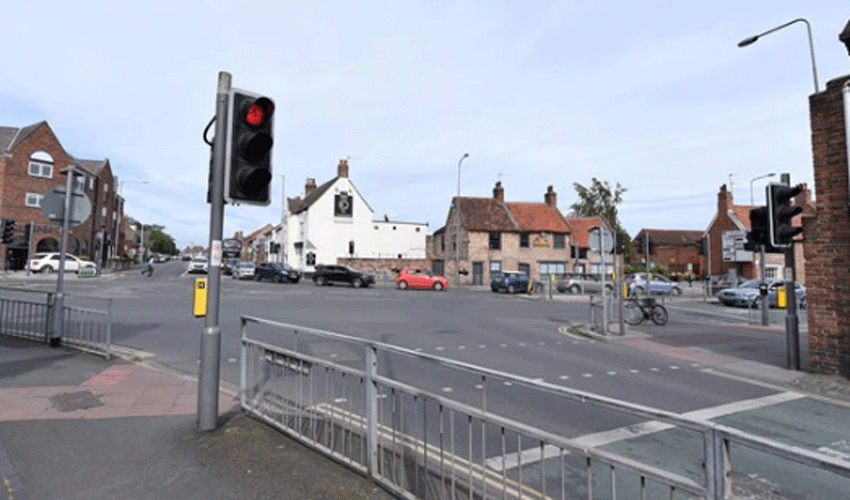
[
  {"left": 338, "top": 158, "right": 349, "bottom": 178},
  {"left": 493, "top": 181, "right": 504, "bottom": 202},
  {"left": 544, "top": 185, "right": 557, "bottom": 208},
  {"left": 717, "top": 184, "right": 732, "bottom": 213},
  {"left": 305, "top": 178, "right": 316, "bottom": 196}
]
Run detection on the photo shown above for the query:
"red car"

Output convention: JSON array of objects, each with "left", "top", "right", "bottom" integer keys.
[{"left": 396, "top": 268, "right": 448, "bottom": 291}]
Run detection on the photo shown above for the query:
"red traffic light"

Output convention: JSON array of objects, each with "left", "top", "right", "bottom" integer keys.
[{"left": 242, "top": 97, "right": 274, "bottom": 127}]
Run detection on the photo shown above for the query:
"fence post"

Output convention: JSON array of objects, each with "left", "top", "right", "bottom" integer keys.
[
  {"left": 704, "top": 427, "right": 729, "bottom": 499},
  {"left": 365, "top": 344, "right": 379, "bottom": 479},
  {"left": 105, "top": 298, "right": 113, "bottom": 360},
  {"left": 45, "top": 292, "right": 57, "bottom": 345}
]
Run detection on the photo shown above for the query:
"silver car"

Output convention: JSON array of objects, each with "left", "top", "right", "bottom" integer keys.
[
  {"left": 556, "top": 274, "right": 614, "bottom": 295},
  {"left": 231, "top": 261, "right": 255, "bottom": 280}
]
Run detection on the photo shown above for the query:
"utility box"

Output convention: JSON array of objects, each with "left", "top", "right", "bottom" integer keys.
[
  {"left": 776, "top": 286, "right": 787, "bottom": 309},
  {"left": 193, "top": 278, "right": 208, "bottom": 317}
]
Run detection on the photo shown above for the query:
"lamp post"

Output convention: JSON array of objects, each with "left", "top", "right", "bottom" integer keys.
[
  {"left": 455, "top": 153, "right": 468, "bottom": 286},
  {"left": 738, "top": 17, "right": 820, "bottom": 93},
  {"left": 750, "top": 172, "right": 775, "bottom": 326},
  {"left": 115, "top": 178, "right": 147, "bottom": 265}
]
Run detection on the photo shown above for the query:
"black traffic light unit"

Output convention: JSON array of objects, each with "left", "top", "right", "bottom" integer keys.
[
  {"left": 1, "top": 218, "right": 15, "bottom": 244},
  {"left": 23, "top": 223, "right": 32, "bottom": 242},
  {"left": 767, "top": 183, "right": 803, "bottom": 248},
  {"left": 746, "top": 206, "right": 770, "bottom": 249},
  {"left": 224, "top": 88, "right": 275, "bottom": 205}
]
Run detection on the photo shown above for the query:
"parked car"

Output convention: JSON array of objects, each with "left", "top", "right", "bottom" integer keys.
[
  {"left": 490, "top": 271, "right": 532, "bottom": 294},
  {"left": 231, "top": 261, "right": 256, "bottom": 280},
  {"left": 27, "top": 253, "right": 97, "bottom": 274},
  {"left": 254, "top": 262, "right": 300, "bottom": 283},
  {"left": 627, "top": 273, "right": 682, "bottom": 296},
  {"left": 312, "top": 265, "right": 375, "bottom": 288},
  {"left": 187, "top": 255, "right": 208, "bottom": 274},
  {"left": 717, "top": 279, "right": 807, "bottom": 309},
  {"left": 222, "top": 258, "right": 240, "bottom": 276},
  {"left": 555, "top": 273, "right": 614, "bottom": 295},
  {"left": 396, "top": 268, "right": 448, "bottom": 291}
]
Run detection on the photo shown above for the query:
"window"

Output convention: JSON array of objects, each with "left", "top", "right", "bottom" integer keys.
[
  {"left": 306, "top": 252, "right": 316, "bottom": 266},
  {"left": 28, "top": 161, "right": 52, "bottom": 178},
  {"left": 25, "top": 193, "right": 43, "bottom": 207},
  {"left": 440, "top": 235, "right": 445, "bottom": 252},
  {"left": 75, "top": 176, "right": 85, "bottom": 192},
  {"left": 539, "top": 261, "right": 566, "bottom": 275},
  {"left": 489, "top": 232, "right": 501, "bottom": 250},
  {"left": 489, "top": 261, "right": 501, "bottom": 273},
  {"left": 519, "top": 263, "right": 530, "bottom": 276},
  {"left": 553, "top": 234, "right": 566, "bottom": 249},
  {"left": 520, "top": 232, "right": 529, "bottom": 248}
]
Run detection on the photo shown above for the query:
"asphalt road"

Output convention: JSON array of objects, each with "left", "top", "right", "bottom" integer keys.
[{"left": 6, "top": 262, "right": 848, "bottom": 498}]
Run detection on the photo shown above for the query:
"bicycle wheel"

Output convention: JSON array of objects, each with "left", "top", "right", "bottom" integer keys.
[
  {"left": 651, "top": 305, "right": 668, "bottom": 326},
  {"left": 623, "top": 301, "right": 644, "bottom": 325}
]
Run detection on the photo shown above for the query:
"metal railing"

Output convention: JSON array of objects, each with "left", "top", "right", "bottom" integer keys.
[
  {"left": 239, "top": 315, "right": 850, "bottom": 499},
  {"left": 0, "top": 287, "right": 112, "bottom": 359}
]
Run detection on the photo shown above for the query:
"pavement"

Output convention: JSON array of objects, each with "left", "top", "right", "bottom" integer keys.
[{"left": 1, "top": 272, "right": 849, "bottom": 500}]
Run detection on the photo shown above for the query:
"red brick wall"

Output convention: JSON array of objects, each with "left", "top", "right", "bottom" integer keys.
[{"left": 806, "top": 75, "right": 850, "bottom": 377}]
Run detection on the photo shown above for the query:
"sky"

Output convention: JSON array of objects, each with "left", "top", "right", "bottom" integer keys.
[{"left": 3, "top": 1, "right": 850, "bottom": 250}]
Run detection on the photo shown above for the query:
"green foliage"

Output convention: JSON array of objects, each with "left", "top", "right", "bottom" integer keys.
[
  {"left": 569, "top": 178, "right": 633, "bottom": 264},
  {"left": 146, "top": 225, "right": 178, "bottom": 255},
  {"left": 623, "top": 263, "right": 669, "bottom": 277}
]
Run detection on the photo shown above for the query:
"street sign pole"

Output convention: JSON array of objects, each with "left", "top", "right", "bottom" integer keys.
[
  {"left": 52, "top": 166, "right": 81, "bottom": 347},
  {"left": 779, "top": 173, "right": 800, "bottom": 370},
  {"left": 198, "top": 71, "right": 230, "bottom": 431}
]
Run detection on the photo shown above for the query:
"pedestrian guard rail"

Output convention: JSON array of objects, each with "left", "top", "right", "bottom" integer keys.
[
  {"left": 0, "top": 286, "right": 112, "bottom": 359},
  {"left": 239, "top": 314, "right": 850, "bottom": 500}
]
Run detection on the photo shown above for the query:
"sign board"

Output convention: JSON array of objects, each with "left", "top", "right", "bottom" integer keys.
[
  {"left": 721, "top": 230, "right": 752, "bottom": 262},
  {"left": 588, "top": 228, "right": 614, "bottom": 254},
  {"left": 41, "top": 186, "right": 92, "bottom": 226}
]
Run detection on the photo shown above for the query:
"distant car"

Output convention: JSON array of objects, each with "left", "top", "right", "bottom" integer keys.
[
  {"left": 312, "top": 265, "right": 375, "bottom": 288},
  {"left": 187, "top": 256, "right": 208, "bottom": 274},
  {"left": 231, "top": 261, "right": 256, "bottom": 280},
  {"left": 627, "top": 273, "right": 682, "bottom": 296},
  {"left": 490, "top": 271, "right": 532, "bottom": 294},
  {"left": 717, "top": 279, "right": 807, "bottom": 309},
  {"left": 27, "top": 253, "right": 97, "bottom": 274},
  {"left": 556, "top": 273, "right": 614, "bottom": 295},
  {"left": 222, "top": 258, "right": 240, "bottom": 276},
  {"left": 254, "top": 262, "right": 300, "bottom": 283},
  {"left": 396, "top": 268, "right": 448, "bottom": 291}
]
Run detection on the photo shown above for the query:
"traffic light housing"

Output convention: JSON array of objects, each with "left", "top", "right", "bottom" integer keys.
[
  {"left": 224, "top": 88, "right": 274, "bottom": 205},
  {"left": 767, "top": 183, "right": 803, "bottom": 248},
  {"left": 23, "top": 223, "right": 32, "bottom": 242},
  {"left": 745, "top": 206, "right": 770, "bottom": 250},
  {"left": 2, "top": 218, "right": 15, "bottom": 244}
]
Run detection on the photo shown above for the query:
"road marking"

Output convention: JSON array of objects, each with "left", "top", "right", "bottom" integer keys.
[
  {"left": 485, "top": 444, "right": 567, "bottom": 472},
  {"left": 630, "top": 369, "right": 640, "bottom": 374},
  {"left": 478, "top": 344, "right": 487, "bottom": 348},
  {"left": 458, "top": 345, "right": 466, "bottom": 350},
  {"left": 441, "top": 387, "right": 454, "bottom": 393},
  {"left": 606, "top": 371, "right": 617, "bottom": 376},
  {"left": 491, "top": 392, "right": 806, "bottom": 471},
  {"left": 436, "top": 346, "right": 445, "bottom": 351},
  {"left": 581, "top": 373, "right": 593, "bottom": 378}
]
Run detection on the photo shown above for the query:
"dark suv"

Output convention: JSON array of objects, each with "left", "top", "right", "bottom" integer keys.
[
  {"left": 253, "top": 262, "right": 301, "bottom": 284},
  {"left": 312, "top": 265, "right": 375, "bottom": 288}
]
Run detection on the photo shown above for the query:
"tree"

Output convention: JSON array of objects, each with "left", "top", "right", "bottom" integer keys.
[
  {"left": 569, "top": 178, "right": 635, "bottom": 264},
  {"left": 147, "top": 225, "right": 178, "bottom": 255}
]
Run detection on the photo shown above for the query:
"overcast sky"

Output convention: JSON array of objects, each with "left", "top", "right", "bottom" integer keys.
[{"left": 3, "top": 1, "right": 849, "bottom": 249}]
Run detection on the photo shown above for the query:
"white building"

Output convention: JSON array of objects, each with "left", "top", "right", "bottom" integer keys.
[{"left": 283, "top": 159, "right": 427, "bottom": 272}]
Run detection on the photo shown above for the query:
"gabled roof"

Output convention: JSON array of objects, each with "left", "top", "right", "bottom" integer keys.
[
  {"left": 505, "top": 202, "right": 571, "bottom": 233},
  {"left": 76, "top": 158, "right": 109, "bottom": 176},
  {"left": 564, "top": 216, "right": 611, "bottom": 247},
  {"left": 634, "top": 228, "right": 703, "bottom": 246},
  {"left": 456, "top": 197, "right": 518, "bottom": 231},
  {"left": 1, "top": 121, "right": 47, "bottom": 152},
  {"left": 289, "top": 177, "right": 337, "bottom": 214}
]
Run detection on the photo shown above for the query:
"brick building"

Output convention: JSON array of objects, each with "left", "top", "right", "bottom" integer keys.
[
  {"left": 631, "top": 228, "right": 703, "bottom": 277},
  {"left": 0, "top": 121, "right": 124, "bottom": 269},
  {"left": 429, "top": 182, "right": 572, "bottom": 286},
  {"left": 805, "top": 74, "right": 850, "bottom": 377},
  {"left": 563, "top": 215, "right": 623, "bottom": 275}
]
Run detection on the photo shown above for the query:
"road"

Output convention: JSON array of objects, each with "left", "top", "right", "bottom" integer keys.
[{"left": 7, "top": 262, "right": 847, "bottom": 498}]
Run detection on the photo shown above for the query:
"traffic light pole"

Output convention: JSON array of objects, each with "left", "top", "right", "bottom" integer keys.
[
  {"left": 198, "top": 71, "right": 230, "bottom": 431},
  {"left": 785, "top": 245, "right": 800, "bottom": 370}
]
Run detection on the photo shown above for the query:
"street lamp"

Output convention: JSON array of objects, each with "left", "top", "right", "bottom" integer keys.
[
  {"left": 455, "top": 153, "right": 469, "bottom": 286},
  {"left": 738, "top": 18, "right": 820, "bottom": 93}
]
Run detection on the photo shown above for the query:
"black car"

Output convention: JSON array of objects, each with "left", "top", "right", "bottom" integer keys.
[
  {"left": 253, "top": 262, "right": 301, "bottom": 283},
  {"left": 312, "top": 265, "right": 375, "bottom": 288}
]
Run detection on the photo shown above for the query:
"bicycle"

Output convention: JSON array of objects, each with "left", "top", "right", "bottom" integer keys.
[{"left": 623, "top": 297, "right": 668, "bottom": 326}]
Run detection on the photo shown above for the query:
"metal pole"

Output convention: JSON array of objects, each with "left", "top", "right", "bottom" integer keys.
[
  {"left": 198, "top": 71, "right": 230, "bottom": 431},
  {"left": 778, "top": 172, "right": 800, "bottom": 370},
  {"left": 52, "top": 166, "right": 78, "bottom": 347},
  {"left": 598, "top": 229, "right": 607, "bottom": 334},
  {"left": 455, "top": 153, "right": 468, "bottom": 287},
  {"left": 760, "top": 245, "right": 769, "bottom": 326}
]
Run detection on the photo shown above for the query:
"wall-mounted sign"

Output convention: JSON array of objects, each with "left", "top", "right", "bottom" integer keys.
[
  {"left": 722, "top": 230, "right": 752, "bottom": 262},
  {"left": 532, "top": 234, "right": 550, "bottom": 247},
  {"left": 335, "top": 193, "right": 353, "bottom": 217}
]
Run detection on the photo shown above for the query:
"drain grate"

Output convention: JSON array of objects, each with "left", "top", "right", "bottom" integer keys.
[{"left": 49, "top": 390, "right": 104, "bottom": 412}]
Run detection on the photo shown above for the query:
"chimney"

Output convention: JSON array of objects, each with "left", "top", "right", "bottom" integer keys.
[
  {"left": 305, "top": 178, "right": 316, "bottom": 196},
  {"left": 544, "top": 185, "right": 557, "bottom": 208},
  {"left": 493, "top": 181, "right": 504, "bottom": 202},
  {"left": 338, "top": 158, "right": 349, "bottom": 178},
  {"left": 717, "top": 184, "right": 732, "bottom": 213}
]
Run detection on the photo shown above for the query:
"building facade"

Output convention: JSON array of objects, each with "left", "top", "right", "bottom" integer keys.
[
  {"left": 631, "top": 228, "right": 703, "bottom": 277},
  {"left": 563, "top": 216, "right": 623, "bottom": 276},
  {"left": 0, "top": 121, "right": 124, "bottom": 269},
  {"left": 429, "top": 182, "right": 572, "bottom": 286},
  {"left": 283, "top": 159, "right": 427, "bottom": 272}
]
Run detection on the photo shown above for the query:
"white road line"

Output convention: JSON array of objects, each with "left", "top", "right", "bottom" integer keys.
[
  {"left": 491, "top": 392, "right": 806, "bottom": 471},
  {"left": 572, "top": 392, "right": 804, "bottom": 449}
]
